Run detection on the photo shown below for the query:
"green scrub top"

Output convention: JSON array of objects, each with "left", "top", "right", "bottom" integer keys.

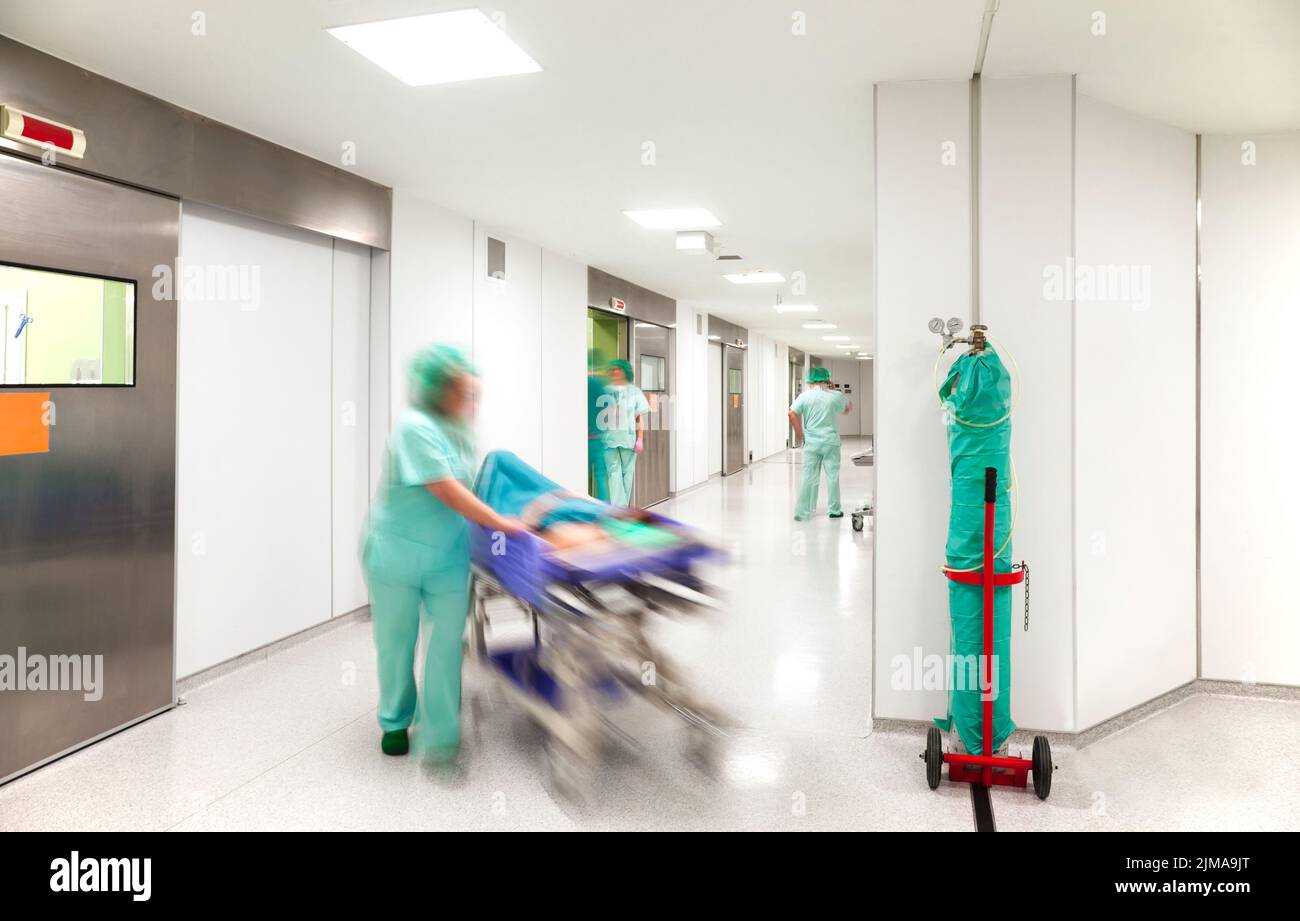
[
  {"left": 600, "top": 384, "right": 650, "bottom": 450},
  {"left": 365, "top": 408, "right": 477, "bottom": 565},
  {"left": 791, "top": 387, "right": 848, "bottom": 447}
]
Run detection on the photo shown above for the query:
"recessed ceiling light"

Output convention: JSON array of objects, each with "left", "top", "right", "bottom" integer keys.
[
  {"left": 326, "top": 10, "right": 542, "bottom": 86},
  {"left": 834, "top": 344, "right": 861, "bottom": 350},
  {"left": 727, "top": 271, "right": 786, "bottom": 285},
  {"left": 856, "top": 355, "right": 873, "bottom": 360},
  {"left": 624, "top": 208, "right": 721, "bottom": 229},
  {"left": 821, "top": 335, "right": 850, "bottom": 341},
  {"left": 802, "top": 321, "right": 837, "bottom": 330},
  {"left": 707, "top": 334, "right": 722, "bottom": 341},
  {"left": 771, "top": 304, "right": 816, "bottom": 313}
]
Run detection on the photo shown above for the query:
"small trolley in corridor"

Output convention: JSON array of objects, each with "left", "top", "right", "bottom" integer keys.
[{"left": 922, "top": 467, "right": 1053, "bottom": 799}]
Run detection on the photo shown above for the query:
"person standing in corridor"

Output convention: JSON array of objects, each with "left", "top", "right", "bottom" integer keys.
[
  {"left": 601, "top": 359, "right": 649, "bottom": 507},
  {"left": 788, "top": 367, "right": 851, "bottom": 522}
]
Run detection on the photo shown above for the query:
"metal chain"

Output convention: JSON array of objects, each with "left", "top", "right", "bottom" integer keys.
[{"left": 1022, "top": 561, "right": 1030, "bottom": 632}]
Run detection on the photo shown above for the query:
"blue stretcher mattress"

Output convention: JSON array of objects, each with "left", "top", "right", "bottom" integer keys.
[{"left": 471, "top": 451, "right": 719, "bottom": 608}]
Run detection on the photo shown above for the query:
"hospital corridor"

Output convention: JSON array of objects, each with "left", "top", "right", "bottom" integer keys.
[{"left": 1, "top": 0, "right": 1298, "bottom": 894}]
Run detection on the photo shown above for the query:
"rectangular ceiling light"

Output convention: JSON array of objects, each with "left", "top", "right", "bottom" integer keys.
[
  {"left": 326, "top": 10, "right": 542, "bottom": 86},
  {"left": 802, "top": 321, "right": 837, "bottom": 330},
  {"left": 624, "top": 208, "right": 721, "bottom": 230},
  {"left": 772, "top": 303, "right": 816, "bottom": 313},
  {"left": 834, "top": 344, "right": 861, "bottom": 350},
  {"left": 728, "top": 271, "right": 786, "bottom": 285}
]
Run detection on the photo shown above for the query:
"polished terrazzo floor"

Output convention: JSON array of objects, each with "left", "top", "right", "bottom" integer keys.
[{"left": 2, "top": 439, "right": 1296, "bottom": 831}]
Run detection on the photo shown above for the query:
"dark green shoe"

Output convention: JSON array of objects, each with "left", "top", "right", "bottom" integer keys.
[
  {"left": 381, "top": 729, "right": 410, "bottom": 756},
  {"left": 829, "top": 511, "right": 844, "bottom": 519}
]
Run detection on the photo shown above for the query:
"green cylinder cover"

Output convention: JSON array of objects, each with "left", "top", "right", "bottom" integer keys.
[{"left": 934, "top": 345, "right": 1016, "bottom": 755}]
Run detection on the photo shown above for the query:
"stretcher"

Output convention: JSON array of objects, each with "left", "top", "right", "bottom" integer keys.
[{"left": 468, "top": 451, "right": 729, "bottom": 800}]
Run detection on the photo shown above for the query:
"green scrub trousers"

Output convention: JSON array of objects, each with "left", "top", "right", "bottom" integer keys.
[
  {"left": 601, "top": 384, "right": 649, "bottom": 507},
  {"left": 796, "top": 441, "right": 842, "bottom": 520},
  {"left": 363, "top": 538, "right": 469, "bottom": 753},
  {"left": 791, "top": 386, "right": 848, "bottom": 521},
  {"left": 362, "top": 408, "right": 476, "bottom": 757},
  {"left": 605, "top": 446, "right": 636, "bottom": 507}
]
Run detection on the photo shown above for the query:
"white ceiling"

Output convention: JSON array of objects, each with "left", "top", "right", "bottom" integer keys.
[{"left": 1, "top": 0, "right": 1297, "bottom": 355}]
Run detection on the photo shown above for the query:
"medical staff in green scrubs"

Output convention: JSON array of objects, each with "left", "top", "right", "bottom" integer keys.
[
  {"left": 600, "top": 359, "right": 650, "bottom": 507},
  {"left": 788, "top": 367, "right": 852, "bottom": 522},
  {"left": 361, "top": 345, "right": 523, "bottom": 761}
]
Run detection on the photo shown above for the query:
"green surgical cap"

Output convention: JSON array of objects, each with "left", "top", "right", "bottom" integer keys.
[
  {"left": 807, "top": 367, "right": 831, "bottom": 383},
  {"left": 608, "top": 359, "right": 634, "bottom": 383},
  {"left": 409, "top": 344, "right": 475, "bottom": 410}
]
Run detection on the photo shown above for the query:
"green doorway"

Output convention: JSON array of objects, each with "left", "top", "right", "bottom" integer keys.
[{"left": 587, "top": 307, "right": 627, "bottom": 371}]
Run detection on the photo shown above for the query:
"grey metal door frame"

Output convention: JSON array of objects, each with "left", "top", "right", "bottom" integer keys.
[
  {"left": 0, "top": 152, "right": 178, "bottom": 784},
  {"left": 723, "top": 344, "right": 745, "bottom": 475}
]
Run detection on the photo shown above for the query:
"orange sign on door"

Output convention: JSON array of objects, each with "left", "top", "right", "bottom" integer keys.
[{"left": 0, "top": 392, "right": 51, "bottom": 457}]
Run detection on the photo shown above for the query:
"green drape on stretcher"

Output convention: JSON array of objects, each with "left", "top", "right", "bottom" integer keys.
[{"left": 933, "top": 345, "right": 1016, "bottom": 755}]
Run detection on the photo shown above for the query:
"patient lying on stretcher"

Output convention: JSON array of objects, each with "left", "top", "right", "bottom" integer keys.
[
  {"left": 521, "top": 491, "right": 683, "bottom": 555},
  {"left": 477, "top": 450, "right": 687, "bottom": 559}
]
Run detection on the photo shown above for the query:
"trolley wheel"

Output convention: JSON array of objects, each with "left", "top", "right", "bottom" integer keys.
[
  {"left": 1032, "top": 735, "right": 1053, "bottom": 800},
  {"left": 851, "top": 513, "right": 864, "bottom": 532},
  {"left": 925, "top": 726, "right": 943, "bottom": 790}
]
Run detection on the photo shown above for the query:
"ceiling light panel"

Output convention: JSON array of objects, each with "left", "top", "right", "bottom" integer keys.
[
  {"left": 327, "top": 11, "right": 543, "bottom": 86},
  {"left": 727, "top": 271, "right": 786, "bottom": 285}
]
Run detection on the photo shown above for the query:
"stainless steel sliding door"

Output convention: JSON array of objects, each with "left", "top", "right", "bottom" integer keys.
[
  {"left": 723, "top": 345, "right": 745, "bottom": 475},
  {"left": 0, "top": 153, "right": 178, "bottom": 783},
  {"left": 631, "top": 320, "right": 671, "bottom": 506}
]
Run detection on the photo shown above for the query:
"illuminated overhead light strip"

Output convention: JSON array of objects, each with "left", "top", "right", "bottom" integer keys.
[
  {"left": 326, "top": 10, "right": 542, "bottom": 86},
  {"left": 834, "top": 344, "right": 861, "bottom": 350},
  {"left": 624, "top": 208, "right": 721, "bottom": 229},
  {"left": 728, "top": 271, "right": 786, "bottom": 285}
]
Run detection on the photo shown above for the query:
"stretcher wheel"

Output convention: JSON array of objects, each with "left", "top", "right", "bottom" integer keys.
[
  {"left": 851, "top": 513, "right": 864, "bottom": 532},
  {"left": 1032, "top": 735, "right": 1052, "bottom": 800},
  {"left": 925, "top": 726, "right": 943, "bottom": 790}
]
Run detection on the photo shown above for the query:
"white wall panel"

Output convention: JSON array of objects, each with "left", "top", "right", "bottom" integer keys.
[
  {"left": 1074, "top": 95, "right": 1197, "bottom": 726},
  {"left": 1201, "top": 132, "right": 1300, "bottom": 687},
  {"left": 388, "top": 191, "right": 473, "bottom": 424},
  {"left": 979, "top": 75, "right": 1077, "bottom": 731},
  {"left": 331, "top": 238, "right": 371, "bottom": 617},
  {"left": 672, "top": 303, "right": 713, "bottom": 492},
  {"left": 473, "top": 227, "right": 542, "bottom": 466},
  {"left": 177, "top": 203, "right": 333, "bottom": 676},
  {"left": 541, "top": 249, "right": 588, "bottom": 493},
  {"left": 872, "top": 80, "right": 972, "bottom": 722}
]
